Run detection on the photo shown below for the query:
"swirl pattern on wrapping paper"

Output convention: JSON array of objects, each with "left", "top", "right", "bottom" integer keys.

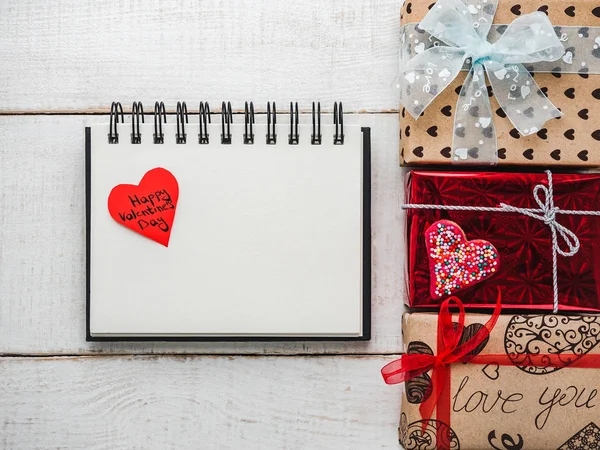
[
  {"left": 399, "top": 413, "right": 409, "bottom": 447},
  {"left": 400, "top": 417, "right": 460, "bottom": 450},
  {"left": 406, "top": 341, "right": 434, "bottom": 404},
  {"left": 558, "top": 423, "right": 600, "bottom": 450},
  {"left": 505, "top": 315, "right": 600, "bottom": 375}
]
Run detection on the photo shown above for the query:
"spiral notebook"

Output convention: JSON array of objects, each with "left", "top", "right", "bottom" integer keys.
[{"left": 85, "top": 102, "right": 371, "bottom": 341}]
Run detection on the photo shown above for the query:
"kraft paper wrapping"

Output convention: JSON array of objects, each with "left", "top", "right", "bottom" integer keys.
[
  {"left": 399, "top": 0, "right": 600, "bottom": 166},
  {"left": 400, "top": 311, "right": 600, "bottom": 449}
]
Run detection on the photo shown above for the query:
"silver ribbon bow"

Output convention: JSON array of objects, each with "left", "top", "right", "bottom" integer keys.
[
  {"left": 403, "top": 171, "right": 600, "bottom": 313},
  {"left": 498, "top": 178, "right": 579, "bottom": 259},
  {"left": 399, "top": 0, "right": 565, "bottom": 164}
]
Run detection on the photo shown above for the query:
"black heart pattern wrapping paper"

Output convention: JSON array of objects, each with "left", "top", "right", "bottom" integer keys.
[{"left": 399, "top": 0, "right": 600, "bottom": 167}]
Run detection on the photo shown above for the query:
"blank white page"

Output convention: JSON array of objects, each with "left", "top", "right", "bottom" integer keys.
[{"left": 87, "top": 122, "right": 368, "bottom": 338}]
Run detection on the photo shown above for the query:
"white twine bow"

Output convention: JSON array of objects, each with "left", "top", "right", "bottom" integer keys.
[
  {"left": 399, "top": 0, "right": 565, "bottom": 164},
  {"left": 403, "top": 171, "right": 600, "bottom": 313}
]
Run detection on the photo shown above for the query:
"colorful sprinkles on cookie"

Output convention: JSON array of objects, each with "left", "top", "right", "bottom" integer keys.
[{"left": 425, "top": 220, "right": 500, "bottom": 298}]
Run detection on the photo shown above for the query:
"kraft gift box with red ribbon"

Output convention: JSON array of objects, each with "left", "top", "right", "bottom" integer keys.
[
  {"left": 405, "top": 170, "right": 600, "bottom": 312},
  {"left": 399, "top": 0, "right": 600, "bottom": 167},
  {"left": 382, "top": 296, "right": 600, "bottom": 450}
]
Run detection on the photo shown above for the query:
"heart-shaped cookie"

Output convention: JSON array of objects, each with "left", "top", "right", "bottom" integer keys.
[
  {"left": 108, "top": 167, "right": 179, "bottom": 247},
  {"left": 425, "top": 220, "right": 500, "bottom": 298}
]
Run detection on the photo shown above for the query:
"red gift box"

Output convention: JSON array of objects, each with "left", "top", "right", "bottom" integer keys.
[{"left": 405, "top": 171, "right": 600, "bottom": 311}]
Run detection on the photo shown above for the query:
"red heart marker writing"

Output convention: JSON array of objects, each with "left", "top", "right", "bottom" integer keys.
[
  {"left": 425, "top": 220, "right": 500, "bottom": 298},
  {"left": 108, "top": 167, "right": 179, "bottom": 247}
]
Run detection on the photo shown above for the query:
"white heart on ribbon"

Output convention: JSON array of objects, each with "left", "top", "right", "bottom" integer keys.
[
  {"left": 439, "top": 68, "right": 451, "bottom": 78},
  {"left": 562, "top": 51, "right": 574, "bottom": 64},
  {"left": 595, "top": 36, "right": 600, "bottom": 46},
  {"left": 415, "top": 42, "right": 426, "bottom": 54},
  {"left": 405, "top": 72, "right": 417, "bottom": 84},
  {"left": 494, "top": 68, "right": 508, "bottom": 80},
  {"left": 521, "top": 85, "right": 531, "bottom": 99},
  {"left": 454, "top": 148, "right": 469, "bottom": 160},
  {"left": 530, "top": 23, "right": 542, "bottom": 34},
  {"left": 479, "top": 117, "right": 492, "bottom": 128},
  {"left": 467, "top": 4, "right": 478, "bottom": 14}
]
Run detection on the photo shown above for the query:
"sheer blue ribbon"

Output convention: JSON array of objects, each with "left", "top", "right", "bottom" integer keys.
[{"left": 399, "top": 0, "right": 565, "bottom": 164}]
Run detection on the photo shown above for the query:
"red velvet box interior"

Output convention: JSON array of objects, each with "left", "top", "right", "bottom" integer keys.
[{"left": 406, "top": 171, "right": 600, "bottom": 311}]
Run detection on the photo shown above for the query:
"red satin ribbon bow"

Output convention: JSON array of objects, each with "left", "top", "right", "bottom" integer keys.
[
  {"left": 381, "top": 295, "right": 502, "bottom": 438},
  {"left": 381, "top": 294, "right": 600, "bottom": 450}
]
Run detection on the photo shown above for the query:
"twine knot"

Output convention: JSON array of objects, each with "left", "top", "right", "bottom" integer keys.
[
  {"left": 499, "top": 172, "right": 580, "bottom": 262},
  {"left": 543, "top": 207, "right": 557, "bottom": 225}
]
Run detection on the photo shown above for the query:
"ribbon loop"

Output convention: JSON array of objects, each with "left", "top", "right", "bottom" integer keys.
[
  {"left": 381, "top": 353, "right": 436, "bottom": 385},
  {"left": 398, "top": 0, "right": 565, "bottom": 162},
  {"left": 468, "top": 0, "right": 497, "bottom": 39},
  {"left": 533, "top": 183, "right": 551, "bottom": 210},
  {"left": 400, "top": 46, "right": 467, "bottom": 119},
  {"left": 553, "top": 224, "right": 580, "bottom": 257},
  {"left": 490, "top": 12, "right": 565, "bottom": 64},
  {"left": 483, "top": 61, "right": 563, "bottom": 136},
  {"left": 419, "top": 0, "right": 484, "bottom": 49}
]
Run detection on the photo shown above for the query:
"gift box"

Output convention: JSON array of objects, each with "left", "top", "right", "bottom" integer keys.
[
  {"left": 399, "top": 0, "right": 600, "bottom": 166},
  {"left": 390, "top": 304, "right": 600, "bottom": 450},
  {"left": 405, "top": 170, "right": 600, "bottom": 311}
]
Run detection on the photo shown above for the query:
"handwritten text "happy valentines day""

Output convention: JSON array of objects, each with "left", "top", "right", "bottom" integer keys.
[{"left": 117, "top": 189, "right": 174, "bottom": 232}]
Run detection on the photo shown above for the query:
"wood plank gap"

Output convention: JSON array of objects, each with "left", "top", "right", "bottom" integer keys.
[
  {"left": 0, "top": 353, "right": 403, "bottom": 359},
  {"left": 0, "top": 110, "right": 400, "bottom": 116}
]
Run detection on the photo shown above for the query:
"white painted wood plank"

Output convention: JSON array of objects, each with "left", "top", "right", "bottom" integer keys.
[
  {"left": 0, "top": 355, "right": 401, "bottom": 449},
  {"left": 0, "top": 0, "right": 401, "bottom": 112},
  {"left": 0, "top": 114, "right": 405, "bottom": 355}
]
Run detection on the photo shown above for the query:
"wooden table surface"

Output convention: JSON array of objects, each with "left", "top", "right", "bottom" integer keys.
[{"left": 0, "top": 0, "right": 405, "bottom": 448}]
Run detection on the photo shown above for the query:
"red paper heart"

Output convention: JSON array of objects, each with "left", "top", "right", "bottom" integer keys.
[
  {"left": 108, "top": 168, "right": 179, "bottom": 247},
  {"left": 425, "top": 220, "right": 500, "bottom": 298}
]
